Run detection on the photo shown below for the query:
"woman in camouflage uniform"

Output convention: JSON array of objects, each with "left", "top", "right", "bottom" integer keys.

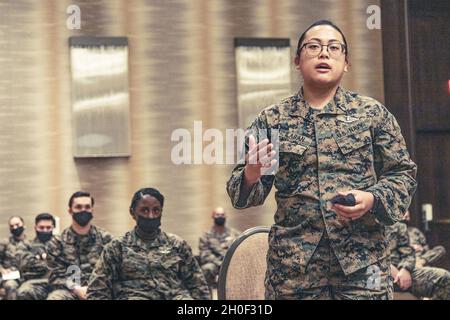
[
  {"left": 87, "top": 187, "right": 210, "bottom": 300},
  {"left": 227, "top": 20, "right": 417, "bottom": 300}
]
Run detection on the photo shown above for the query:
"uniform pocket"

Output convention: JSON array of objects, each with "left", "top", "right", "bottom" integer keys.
[
  {"left": 334, "top": 128, "right": 372, "bottom": 155},
  {"left": 269, "top": 224, "right": 311, "bottom": 273},
  {"left": 279, "top": 140, "right": 309, "bottom": 155},
  {"left": 121, "top": 249, "right": 150, "bottom": 279},
  {"left": 160, "top": 255, "right": 182, "bottom": 271},
  {"left": 333, "top": 125, "right": 376, "bottom": 181}
]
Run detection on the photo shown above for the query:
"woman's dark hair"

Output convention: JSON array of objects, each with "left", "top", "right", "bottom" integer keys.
[
  {"left": 130, "top": 188, "right": 164, "bottom": 212},
  {"left": 295, "top": 19, "right": 348, "bottom": 59}
]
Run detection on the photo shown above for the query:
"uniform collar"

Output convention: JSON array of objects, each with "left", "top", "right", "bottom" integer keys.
[
  {"left": 130, "top": 227, "right": 165, "bottom": 249},
  {"left": 210, "top": 226, "right": 230, "bottom": 236},
  {"left": 9, "top": 235, "right": 26, "bottom": 245},
  {"left": 289, "top": 86, "right": 349, "bottom": 117},
  {"left": 64, "top": 225, "right": 96, "bottom": 244}
]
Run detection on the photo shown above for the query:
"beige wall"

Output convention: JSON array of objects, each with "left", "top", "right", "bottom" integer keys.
[{"left": 0, "top": 0, "right": 383, "bottom": 252}]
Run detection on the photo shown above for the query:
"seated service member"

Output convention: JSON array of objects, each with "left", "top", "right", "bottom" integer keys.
[
  {"left": 87, "top": 187, "right": 210, "bottom": 300},
  {"left": 46, "top": 191, "right": 112, "bottom": 300}
]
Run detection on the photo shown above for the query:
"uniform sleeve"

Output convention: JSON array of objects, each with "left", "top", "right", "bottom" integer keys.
[
  {"left": 19, "top": 244, "right": 48, "bottom": 280},
  {"left": 3, "top": 242, "right": 24, "bottom": 270},
  {"left": 0, "top": 240, "right": 6, "bottom": 269},
  {"left": 421, "top": 246, "right": 446, "bottom": 265},
  {"left": 226, "top": 111, "right": 275, "bottom": 209},
  {"left": 408, "top": 228, "right": 420, "bottom": 246},
  {"left": 394, "top": 223, "right": 416, "bottom": 272},
  {"left": 366, "top": 106, "right": 417, "bottom": 225},
  {"left": 101, "top": 230, "right": 113, "bottom": 246},
  {"left": 178, "top": 240, "right": 211, "bottom": 300},
  {"left": 198, "top": 234, "right": 222, "bottom": 266},
  {"left": 47, "top": 237, "right": 71, "bottom": 289},
  {"left": 417, "top": 229, "right": 429, "bottom": 250},
  {"left": 86, "top": 242, "right": 120, "bottom": 300}
]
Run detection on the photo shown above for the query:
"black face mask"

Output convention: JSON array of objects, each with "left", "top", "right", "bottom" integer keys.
[
  {"left": 36, "top": 231, "right": 53, "bottom": 243},
  {"left": 73, "top": 211, "right": 93, "bottom": 227},
  {"left": 137, "top": 216, "right": 161, "bottom": 234},
  {"left": 214, "top": 217, "right": 226, "bottom": 226},
  {"left": 11, "top": 226, "right": 24, "bottom": 238}
]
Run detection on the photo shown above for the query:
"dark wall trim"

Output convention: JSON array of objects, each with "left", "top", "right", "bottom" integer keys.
[
  {"left": 69, "top": 36, "right": 128, "bottom": 47},
  {"left": 380, "top": 0, "right": 419, "bottom": 225},
  {"left": 234, "top": 38, "right": 290, "bottom": 48}
]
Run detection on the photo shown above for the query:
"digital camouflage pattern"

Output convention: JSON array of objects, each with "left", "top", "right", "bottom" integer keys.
[
  {"left": 265, "top": 233, "right": 393, "bottom": 299},
  {"left": 15, "top": 236, "right": 56, "bottom": 300},
  {"left": 0, "top": 236, "right": 30, "bottom": 270},
  {"left": 227, "top": 87, "right": 417, "bottom": 299},
  {"left": 0, "top": 236, "right": 30, "bottom": 300},
  {"left": 86, "top": 228, "right": 210, "bottom": 300},
  {"left": 386, "top": 222, "right": 450, "bottom": 300},
  {"left": 46, "top": 225, "right": 112, "bottom": 300},
  {"left": 408, "top": 226, "right": 446, "bottom": 267},
  {"left": 198, "top": 226, "right": 240, "bottom": 285},
  {"left": 385, "top": 222, "right": 415, "bottom": 272},
  {"left": 18, "top": 237, "right": 53, "bottom": 280}
]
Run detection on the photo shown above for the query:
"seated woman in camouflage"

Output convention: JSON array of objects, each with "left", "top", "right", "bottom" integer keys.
[{"left": 86, "top": 187, "right": 210, "bottom": 300}]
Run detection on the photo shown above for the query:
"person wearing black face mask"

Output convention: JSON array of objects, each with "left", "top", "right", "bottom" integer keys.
[
  {"left": 45, "top": 191, "right": 112, "bottom": 300},
  {"left": 0, "top": 216, "right": 30, "bottom": 300},
  {"left": 16, "top": 213, "right": 56, "bottom": 300},
  {"left": 198, "top": 207, "right": 241, "bottom": 289},
  {"left": 86, "top": 187, "right": 210, "bottom": 300}
]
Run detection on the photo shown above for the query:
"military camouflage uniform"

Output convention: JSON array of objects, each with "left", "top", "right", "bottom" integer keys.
[
  {"left": 86, "top": 228, "right": 210, "bottom": 300},
  {"left": 0, "top": 236, "right": 30, "bottom": 300},
  {"left": 198, "top": 226, "right": 240, "bottom": 286},
  {"left": 227, "top": 87, "right": 417, "bottom": 300},
  {"left": 386, "top": 222, "right": 450, "bottom": 299},
  {"left": 408, "top": 226, "right": 446, "bottom": 267},
  {"left": 46, "top": 225, "right": 112, "bottom": 300},
  {"left": 15, "top": 236, "right": 57, "bottom": 300}
]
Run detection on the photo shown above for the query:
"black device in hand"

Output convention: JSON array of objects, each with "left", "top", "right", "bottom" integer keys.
[{"left": 330, "top": 193, "right": 356, "bottom": 206}]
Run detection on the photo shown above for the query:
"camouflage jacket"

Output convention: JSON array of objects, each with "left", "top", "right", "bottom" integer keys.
[
  {"left": 385, "top": 222, "right": 415, "bottom": 272},
  {"left": 46, "top": 225, "right": 112, "bottom": 288},
  {"left": 17, "top": 236, "right": 57, "bottom": 281},
  {"left": 86, "top": 228, "right": 210, "bottom": 300},
  {"left": 407, "top": 226, "right": 429, "bottom": 250},
  {"left": 227, "top": 87, "right": 417, "bottom": 276},
  {"left": 198, "top": 227, "right": 241, "bottom": 266},
  {"left": 0, "top": 236, "right": 30, "bottom": 271}
]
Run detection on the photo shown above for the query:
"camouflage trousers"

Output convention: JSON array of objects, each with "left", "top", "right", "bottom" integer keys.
[
  {"left": 265, "top": 234, "right": 393, "bottom": 300},
  {"left": 417, "top": 246, "right": 446, "bottom": 267},
  {"left": 46, "top": 288, "right": 78, "bottom": 300},
  {"left": 401, "top": 267, "right": 450, "bottom": 300},
  {"left": 200, "top": 262, "right": 220, "bottom": 287},
  {"left": 0, "top": 279, "right": 20, "bottom": 300},
  {"left": 17, "top": 279, "right": 51, "bottom": 300}
]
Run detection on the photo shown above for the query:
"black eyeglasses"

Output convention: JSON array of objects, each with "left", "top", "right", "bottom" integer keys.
[{"left": 300, "top": 42, "right": 347, "bottom": 58}]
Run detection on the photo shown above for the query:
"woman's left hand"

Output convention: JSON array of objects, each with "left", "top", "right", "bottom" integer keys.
[{"left": 332, "top": 190, "right": 375, "bottom": 220}]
